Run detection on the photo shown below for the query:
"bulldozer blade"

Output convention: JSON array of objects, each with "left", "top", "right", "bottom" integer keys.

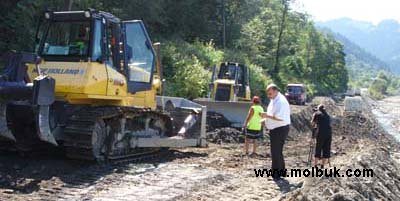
[
  {"left": 0, "top": 103, "right": 16, "bottom": 141},
  {"left": 36, "top": 105, "right": 58, "bottom": 146},
  {"left": 194, "top": 98, "right": 252, "bottom": 128},
  {"left": 154, "top": 96, "right": 207, "bottom": 148},
  {"left": 178, "top": 111, "right": 198, "bottom": 135}
]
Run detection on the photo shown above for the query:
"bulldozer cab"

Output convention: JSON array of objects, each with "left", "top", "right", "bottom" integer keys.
[
  {"left": 217, "top": 62, "right": 245, "bottom": 81},
  {"left": 211, "top": 62, "right": 250, "bottom": 101},
  {"left": 37, "top": 10, "right": 156, "bottom": 94}
]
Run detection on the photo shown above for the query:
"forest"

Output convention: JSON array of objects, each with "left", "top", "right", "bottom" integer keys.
[{"left": 0, "top": 0, "right": 349, "bottom": 99}]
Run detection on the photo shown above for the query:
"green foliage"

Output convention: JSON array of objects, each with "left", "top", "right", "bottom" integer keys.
[
  {"left": 387, "top": 77, "right": 400, "bottom": 95},
  {"left": 237, "top": 3, "right": 348, "bottom": 95},
  {"left": 162, "top": 41, "right": 223, "bottom": 99},
  {"left": 319, "top": 18, "right": 400, "bottom": 74},
  {"left": 382, "top": 72, "right": 400, "bottom": 96},
  {"left": 377, "top": 71, "right": 389, "bottom": 82},
  {"left": 367, "top": 70, "right": 400, "bottom": 99},
  {"left": 248, "top": 64, "right": 273, "bottom": 99},
  {"left": 368, "top": 78, "right": 388, "bottom": 99},
  {"left": 320, "top": 27, "right": 398, "bottom": 93},
  {"left": 0, "top": 0, "right": 350, "bottom": 99},
  {"left": 164, "top": 55, "right": 210, "bottom": 99}
]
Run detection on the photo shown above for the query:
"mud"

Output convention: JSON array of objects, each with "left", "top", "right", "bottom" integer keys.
[
  {"left": 206, "top": 127, "right": 244, "bottom": 143},
  {"left": 206, "top": 112, "right": 232, "bottom": 131},
  {"left": 0, "top": 96, "right": 399, "bottom": 200},
  {"left": 206, "top": 103, "right": 310, "bottom": 143}
]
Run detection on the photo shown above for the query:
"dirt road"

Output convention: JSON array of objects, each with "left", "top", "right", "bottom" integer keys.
[
  {"left": 0, "top": 103, "right": 311, "bottom": 201},
  {"left": 0, "top": 143, "right": 306, "bottom": 201},
  {"left": 0, "top": 97, "right": 398, "bottom": 200}
]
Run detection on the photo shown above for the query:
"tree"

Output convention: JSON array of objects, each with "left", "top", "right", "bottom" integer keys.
[
  {"left": 273, "top": 0, "right": 289, "bottom": 78},
  {"left": 0, "top": 0, "right": 349, "bottom": 97},
  {"left": 368, "top": 78, "right": 388, "bottom": 99}
]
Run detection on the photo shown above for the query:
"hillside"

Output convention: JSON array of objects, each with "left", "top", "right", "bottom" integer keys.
[
  {"left": 318, "top": 27, "right": 391, "bottom": 88},
  {"left": 0, "top": 0, "right": 349, "bottom": 97},
  {"left": 334, "top": 33, "right": 390, "bottom": 72},
  {"left": 317, "top": 18, "right": 400, "bottom": 74}
]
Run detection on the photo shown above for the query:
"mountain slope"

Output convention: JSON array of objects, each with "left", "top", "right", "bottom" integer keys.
[
  {"left": 318, "top": 27, "right": 391, "bottom": 87},
  {"left": 317, "top": 18, "right": 400, "bottom": 74}
]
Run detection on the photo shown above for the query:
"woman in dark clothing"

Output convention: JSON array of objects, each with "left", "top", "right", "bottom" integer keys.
[{"left": 311, "top": 104, "right": 332, "bottom": 167}]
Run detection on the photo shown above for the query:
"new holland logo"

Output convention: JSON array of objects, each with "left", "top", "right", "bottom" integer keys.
[{"left": 33, "top": 68, "right": 86, "bottom": 75}]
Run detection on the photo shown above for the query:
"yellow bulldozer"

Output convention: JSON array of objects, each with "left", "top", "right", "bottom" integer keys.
[
  {"left": 194, "top": 62, "right": 252, "bottom": 127},
  {"left": 0, "top": 9, "right": 206, "bottom": 161}
]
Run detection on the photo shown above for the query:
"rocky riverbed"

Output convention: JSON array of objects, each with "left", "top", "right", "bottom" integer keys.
[
  {"left": 370, "top": 96, "right": 400, "bottom": 140},
  {"left": 0, "top": 96, "right": 399, "bottom": 200}
]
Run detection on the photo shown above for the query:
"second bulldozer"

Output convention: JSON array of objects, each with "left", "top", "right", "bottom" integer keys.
[{"left": 194, "top": 62, "right": 252, "bottom": 127}]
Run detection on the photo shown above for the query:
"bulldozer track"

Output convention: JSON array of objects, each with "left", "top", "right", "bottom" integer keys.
[
  {"left": 63, "top": 106, "right": 173, "bottom": 162},
  {"left": 0, "top": 103, "right": 173, "bottom": 163},
  {"left": 0, "top": 143, "right": 166, "bottom": 165}
]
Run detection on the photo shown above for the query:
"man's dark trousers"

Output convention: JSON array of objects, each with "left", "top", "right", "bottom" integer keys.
[{"left": 269, "top": 125, "right": 290, "bottom": 178}]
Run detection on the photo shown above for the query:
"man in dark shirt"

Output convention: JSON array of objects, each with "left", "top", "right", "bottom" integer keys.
[{"left": 311, "top": 104, "right": 332, "bottom": 167}]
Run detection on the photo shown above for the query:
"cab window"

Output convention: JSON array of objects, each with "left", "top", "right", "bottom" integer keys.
[
  {"left": 42, "top": 21, "right": 90, "bottom": 57},
  {"left": 91, "top": 19, "right": 102, "bottom": 62},
  {"left": 125, "top": 23, "right": 154, "bottom": 83}
]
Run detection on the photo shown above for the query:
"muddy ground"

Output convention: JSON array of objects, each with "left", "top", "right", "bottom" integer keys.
[{"left": 0, "top": 97, "right": 399, "bottom": 200}]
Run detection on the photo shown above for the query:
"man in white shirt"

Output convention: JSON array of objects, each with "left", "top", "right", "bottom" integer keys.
[{"left": 262, "top": 84, "right": 291, "bottom": 180}]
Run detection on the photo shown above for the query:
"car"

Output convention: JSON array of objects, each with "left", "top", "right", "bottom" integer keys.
[
  {"left": 354, "top": 88, "right": 361, "bottom": 96},
  {"left": 345, "top": 88, "right": 361, "bottom": 97},
  {"left": 285, "top": 84, "right": 307, "bottom": 105}
]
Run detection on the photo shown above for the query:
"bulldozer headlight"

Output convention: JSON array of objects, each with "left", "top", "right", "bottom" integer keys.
[
  {"left": 44, "top": 12, "right": 51, "bottom": 19},
  {"left": 84, "top": 11, "right": 91, "bottom": 18}
]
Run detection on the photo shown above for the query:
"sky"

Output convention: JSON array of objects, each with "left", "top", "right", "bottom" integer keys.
[{"left": 292, "top": 0, "right": 400, "bottom": 24}]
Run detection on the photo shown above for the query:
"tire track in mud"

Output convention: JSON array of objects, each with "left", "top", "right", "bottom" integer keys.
[
  {"left": 0, "top": 158, "right": 116, "bottom": 201},
  {"left": 90, "top": 164, "right": 233, "bottom": 201},
  {"left": 35, "top": 166, "right": 112, "bottom": 201},
  {"left": 0, "top": 151, "right": 231, "bottom": 201},
  {"left": 33, "top": 164, "right": 232, "bottom": 201},
  {"left": 0, "top": 151, "right": 158, "bottom": 200}
]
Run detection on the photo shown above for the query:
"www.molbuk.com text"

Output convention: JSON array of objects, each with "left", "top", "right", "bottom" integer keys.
[{"left": 254, "top": 167, "right": 374, "bottom": 178}]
